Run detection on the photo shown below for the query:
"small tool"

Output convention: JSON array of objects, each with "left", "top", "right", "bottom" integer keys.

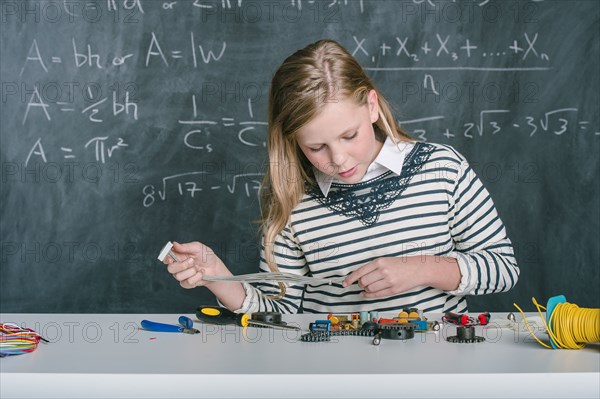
[
  {"left": 157, "top": 243, "right": 337, "bottom": 286},
  {"left": 141, "top": 316, "right": 199, "bottom": 334},
  {"left": 196, "top": 306, "right": 301, "bottom": 331},
  {"left": 202, "top": 272, "right": 343, "bottom": 285},
  {"left": 178, "top": 315, "right": 194, "bottom": 328},
  {"left": 157, "top": 241, "right": 180, "bottom": 262}
]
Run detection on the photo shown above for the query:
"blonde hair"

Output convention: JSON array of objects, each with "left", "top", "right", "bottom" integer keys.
[{"left": 261, "top": 39, "right": 413, "bottom": 299}]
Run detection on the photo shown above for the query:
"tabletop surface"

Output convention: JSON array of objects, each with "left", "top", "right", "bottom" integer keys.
[{"left": 1, "top": 312, "right": 599, "bottom": 375}]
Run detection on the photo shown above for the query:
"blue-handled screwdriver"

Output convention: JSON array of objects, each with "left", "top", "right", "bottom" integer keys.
[{"left": 141, "top": 316, "right": 200, "bottom": 334}]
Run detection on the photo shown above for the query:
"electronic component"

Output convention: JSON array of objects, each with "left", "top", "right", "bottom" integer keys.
[
  {"left": 361, "top": 321, "right": 378, "bottom": 331},
  {"left": 327, "top": 314, "right": 348, "bottom": 324},
  {"left": 302, "top": 309, "right": 437, "bottom": 344},
  {"left": 377, "top": 318, "right": 397, "bottom": 324},
  {"left": 427, "top": 321, "right": 441, "bottom": 331},
  {"left": 359, "top": 311, "right": 370, "bottom": 325},
  {"left": 411, "top": 319, "right": 428, "bottom": 331},
  {"left": 443, "top": 311, "right": 491, "bottom": 327},
  {"left": 478, "top": 312, "right": 491, "bottom": 325},
  {"left": 309, "top": 320, "right": 331, "bottom": 332}
]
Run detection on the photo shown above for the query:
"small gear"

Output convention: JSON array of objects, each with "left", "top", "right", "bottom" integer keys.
[{"left": 447, "top": 326, "right": 485, "bottom": 343}]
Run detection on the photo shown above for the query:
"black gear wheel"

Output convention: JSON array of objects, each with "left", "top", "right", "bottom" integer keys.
[{"left": 447, "top": 326, "right": 485, "bottom": 343}]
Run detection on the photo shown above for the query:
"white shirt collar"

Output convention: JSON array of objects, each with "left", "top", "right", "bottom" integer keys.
[{"left": 314, "top": 137, "right": 414, "bottom": 197}]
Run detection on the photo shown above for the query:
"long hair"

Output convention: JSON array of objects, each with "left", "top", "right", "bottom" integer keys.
[{"left": 261, "top": 39, "right": 413, "bottom": 299}]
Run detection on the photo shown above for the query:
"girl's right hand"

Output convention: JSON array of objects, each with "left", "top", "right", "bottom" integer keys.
[{"left": 163, "top": 241, "right": 225, "bottom": 289}]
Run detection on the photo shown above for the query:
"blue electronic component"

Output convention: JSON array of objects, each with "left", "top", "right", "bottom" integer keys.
[
  {"left": 359, "top": 311, "right": 369, "bottom": 325},
  {"left": 411, "top": 320, "right": 428, "bottom": 331},
  {"left": 369, "top": 311, "right": 379, "bottom": 323},
  {"left": 309, "top": 320, "right": 331, "bottom": 331}
]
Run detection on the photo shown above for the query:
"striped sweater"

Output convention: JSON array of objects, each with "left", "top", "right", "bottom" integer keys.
[{"left": 236, "top": 141, "right": 519, "bottom": 314}]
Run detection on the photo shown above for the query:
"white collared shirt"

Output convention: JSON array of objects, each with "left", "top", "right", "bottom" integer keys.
[{"left": 313, "top": 136, "right": 415, "bottom": 197}]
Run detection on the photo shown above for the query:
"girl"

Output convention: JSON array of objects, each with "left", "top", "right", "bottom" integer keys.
[{"left": 164, "top": 39, "right": 519, "bottom": 314}]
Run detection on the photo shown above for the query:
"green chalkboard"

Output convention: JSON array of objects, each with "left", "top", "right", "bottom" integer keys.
[{"left": 1, "top": 0, "right": 598, "bottom": 313}]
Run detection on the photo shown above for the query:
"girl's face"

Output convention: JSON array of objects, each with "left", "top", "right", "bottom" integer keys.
[{"left": 295, "top": 90, "right": 383, "bottom": 184}]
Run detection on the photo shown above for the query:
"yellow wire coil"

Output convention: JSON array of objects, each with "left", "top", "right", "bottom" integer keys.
[{"left": 514, "top": 297, "right": 600, "bottom": 349}]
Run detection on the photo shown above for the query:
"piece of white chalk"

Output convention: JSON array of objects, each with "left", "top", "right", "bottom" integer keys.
[{"left": 157, "top": 241, "right": 179, "bottom": 262}]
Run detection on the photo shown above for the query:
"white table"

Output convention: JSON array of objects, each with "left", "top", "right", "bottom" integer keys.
[{"left": 1, "top": 313, "right": 598, "bottom": 398}]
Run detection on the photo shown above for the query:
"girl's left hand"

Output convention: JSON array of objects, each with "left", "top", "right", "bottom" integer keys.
[{"left": 342, "top": 257, "right": 425, "bottom": 298}]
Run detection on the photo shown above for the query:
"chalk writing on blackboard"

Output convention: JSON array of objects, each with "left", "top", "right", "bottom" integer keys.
[
  {"left": 24, "top": 136, "right": 128, "bottom": 166},
  {"left": 142, "top": 172, "right": 263, "bottom": 207},
  {"left": 353, "top": 32, "right": 550, "bottom": 66},
  {"left": 399, "top": 107, "right": 596, "bottom": 142},
  {"left": 22, "top": 86, "right": 138, "bottom": 125}
]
